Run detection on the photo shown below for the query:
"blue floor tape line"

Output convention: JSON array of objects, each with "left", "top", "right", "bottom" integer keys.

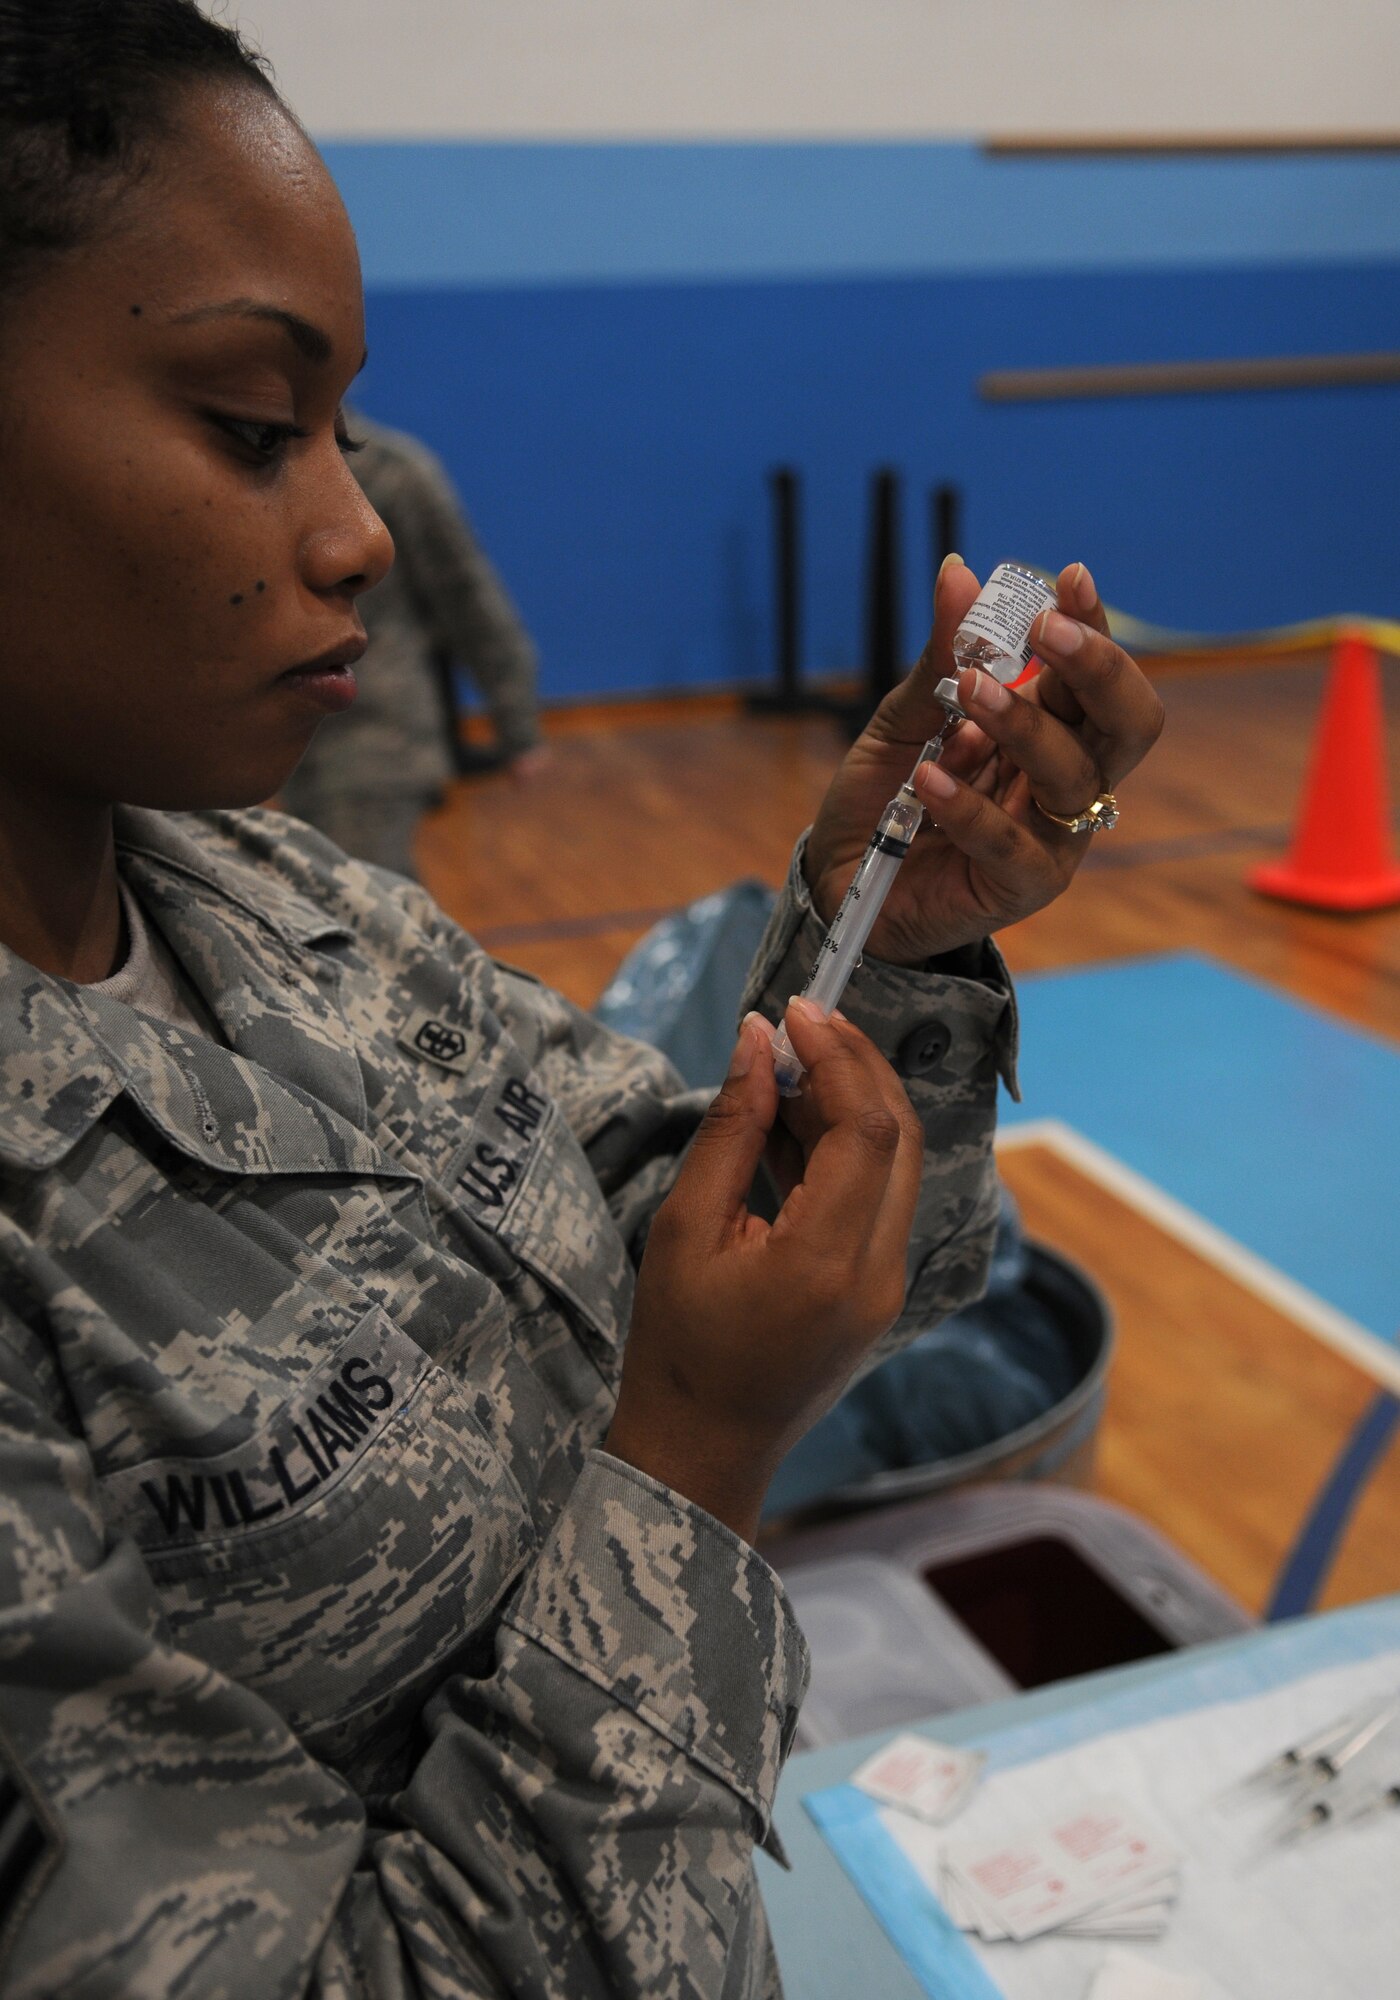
[
  {"left": 1267, "top": 1391, "right": 1400, "bottom": 1621},
  {"left": 1002, "top": 953, "right": 1400, "bottom": 1344}
]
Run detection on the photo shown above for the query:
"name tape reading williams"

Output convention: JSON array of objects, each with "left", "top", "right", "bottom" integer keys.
[{"left": 99, "top": 1316, "right": 432, "bottom": 1550}]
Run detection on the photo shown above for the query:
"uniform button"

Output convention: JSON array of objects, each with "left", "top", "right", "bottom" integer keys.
[{"left": 896, "top": 1020, "right": 951, "bottom": 1077}]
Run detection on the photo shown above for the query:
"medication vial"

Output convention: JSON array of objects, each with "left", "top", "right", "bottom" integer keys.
[{"left": 952, "top": 562, "right": 1056, "bottom": 684}]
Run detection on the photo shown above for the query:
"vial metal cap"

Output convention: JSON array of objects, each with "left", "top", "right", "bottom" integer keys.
[{"left": 934, "top": 675, "right": 971, "bottom": 722}]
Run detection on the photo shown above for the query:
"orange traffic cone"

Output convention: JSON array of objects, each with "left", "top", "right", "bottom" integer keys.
[{"left": 1250, "top": 633, "right": 1400, "bottom": 912}]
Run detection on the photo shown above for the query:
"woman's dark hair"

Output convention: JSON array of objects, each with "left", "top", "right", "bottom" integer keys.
[{"left": 0, "top": 0, "right": 280, "bottom": 294}]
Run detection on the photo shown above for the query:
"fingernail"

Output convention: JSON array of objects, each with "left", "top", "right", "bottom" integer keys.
[
  {"left": 729, "top": 1013, "right": 774, "bottom": 1079},
  {"left": 919, "top": 760, "right": 958, "bottom": 799},
  {"left": 788, "top": 995, "right": 824, "bottom": 1023},
  {"left": 937, "top": 551, "right": 964, "bottom": 583},
  {"left": 1036, "top": 608, "right": 1083, "bottom": 655},
  {"left": 970, "top": 667, "right": 1011, "bottom": 712},
  {"left": 1071, "top": 562, "right": 1096, "bottom": 612},
  {"left": 726, "top": 1023, "right": 757, "bottom": 1079}
]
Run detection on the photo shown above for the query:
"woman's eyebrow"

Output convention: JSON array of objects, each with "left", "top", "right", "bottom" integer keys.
[{"left": 169, "top": 298, "right": 335, "bottom": 366}]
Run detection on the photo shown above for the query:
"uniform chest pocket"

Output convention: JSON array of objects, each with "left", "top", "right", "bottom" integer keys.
[{"left": 97, "top": 1308, "right": 536, "bottom": 1765}]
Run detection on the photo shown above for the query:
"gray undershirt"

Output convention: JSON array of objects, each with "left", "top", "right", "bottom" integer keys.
[{"left": 87, "top": 880, "right": 222, "bottom": 1041}]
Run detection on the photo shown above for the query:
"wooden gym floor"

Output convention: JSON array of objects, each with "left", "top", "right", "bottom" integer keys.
[{"left": 416, "top": 655, "right": 1400, "bottom": 1617}]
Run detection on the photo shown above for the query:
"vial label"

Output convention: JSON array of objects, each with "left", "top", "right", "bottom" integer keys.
[{"left": 952, "top": 562, "right": 1056, "bottom": 683}]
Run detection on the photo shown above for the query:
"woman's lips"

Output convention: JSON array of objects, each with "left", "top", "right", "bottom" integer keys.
[
  {"left": 279, "top": 662, "right": 359, "bottom": 712},
  {"left": 278, "top": 636, "right": 366, "bottom": 712}
]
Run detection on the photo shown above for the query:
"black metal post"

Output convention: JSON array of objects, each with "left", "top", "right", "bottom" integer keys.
[
  {"left": 771, "top": 466, "right": 800, "bottom": 704},
  {"left": 747, "top": 468, "right": 801, "bottom": 713},
  {"left": 432, "top": 646, "right": 504, "bottom": 777},
  {"left": 749, "top": 466, "right": 853, "bottom": 721},
  {"left": 859, "top": 466, "right": 902, "bottom": 722},
  {"left": 931, "top": 482, "right": 961, "bottom": 615}
]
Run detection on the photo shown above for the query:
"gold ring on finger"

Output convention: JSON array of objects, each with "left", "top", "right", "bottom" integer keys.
[{"left": 1033, "top": 791, "right": 1120, "bottom": 835}]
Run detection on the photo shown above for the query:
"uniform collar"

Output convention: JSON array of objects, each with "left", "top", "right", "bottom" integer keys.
[
  {"left": 0, "top": 809, "right": 386, "bottom": 1177},
  {"left": 113, "top": 806, "right": 354, "bottom": 957}
]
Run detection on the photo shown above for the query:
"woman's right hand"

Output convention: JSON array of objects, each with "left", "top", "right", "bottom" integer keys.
[{"left": 604, "top": 1002, "right": 924, "bottom": 1542}]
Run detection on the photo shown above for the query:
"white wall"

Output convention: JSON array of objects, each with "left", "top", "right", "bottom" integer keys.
[{"left": 230, "top": 0, "right": 1400, "bottom": 140}]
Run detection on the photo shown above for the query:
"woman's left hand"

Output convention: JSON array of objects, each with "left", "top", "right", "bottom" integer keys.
[{"left": 804, "top": 560, "right": 1166, "bottom": 964}]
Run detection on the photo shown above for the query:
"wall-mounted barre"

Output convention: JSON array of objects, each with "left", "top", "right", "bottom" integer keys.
[
  {"left": 979, "top": 352, "right": 1400, "bottom": 404},
  {"left": 983, "top": 133, "right": 1400, "bottom": 156}
]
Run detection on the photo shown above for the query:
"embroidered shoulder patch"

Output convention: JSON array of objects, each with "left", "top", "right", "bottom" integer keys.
[{"left": 398, "top": 1009, "right": 476, "bottom": 1074}]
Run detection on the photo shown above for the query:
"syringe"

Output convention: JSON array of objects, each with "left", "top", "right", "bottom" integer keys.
[
  {"left": 770, "top": 678, "right": 967, "bottom": 1096},
  {"left": 1262, "top": 1777, "right": 1400, "bottom": 1855},
  {"left": 1224, "top": 1695, "right": 1400, "bottom": 1804}
]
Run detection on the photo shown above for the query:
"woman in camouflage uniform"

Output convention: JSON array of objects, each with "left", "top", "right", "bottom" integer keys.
[{"left": 0, "top": 5, "right": 1164, "bottom": 1995}]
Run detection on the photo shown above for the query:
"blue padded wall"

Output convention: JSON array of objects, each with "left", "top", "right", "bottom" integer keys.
[{"left": 331, "top": 145, "right": 1400, "bottom": 699}]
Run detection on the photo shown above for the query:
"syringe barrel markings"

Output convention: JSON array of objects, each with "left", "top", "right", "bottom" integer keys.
[{"left": 770, "top": 786, "right": 923, "bottom": 1092}]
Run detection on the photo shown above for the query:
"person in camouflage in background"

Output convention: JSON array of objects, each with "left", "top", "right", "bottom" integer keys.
[
  {"left": 0, "top": 5, "right": 1164, "bottom": 1995},
  {"left": 281, "top": 412, "right": 548, "bottom": 880}
]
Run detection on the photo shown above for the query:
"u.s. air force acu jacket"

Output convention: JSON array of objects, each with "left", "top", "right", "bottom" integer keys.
[{"left": 0, "top": 806, "right": 1015, "bottom": 1999}]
